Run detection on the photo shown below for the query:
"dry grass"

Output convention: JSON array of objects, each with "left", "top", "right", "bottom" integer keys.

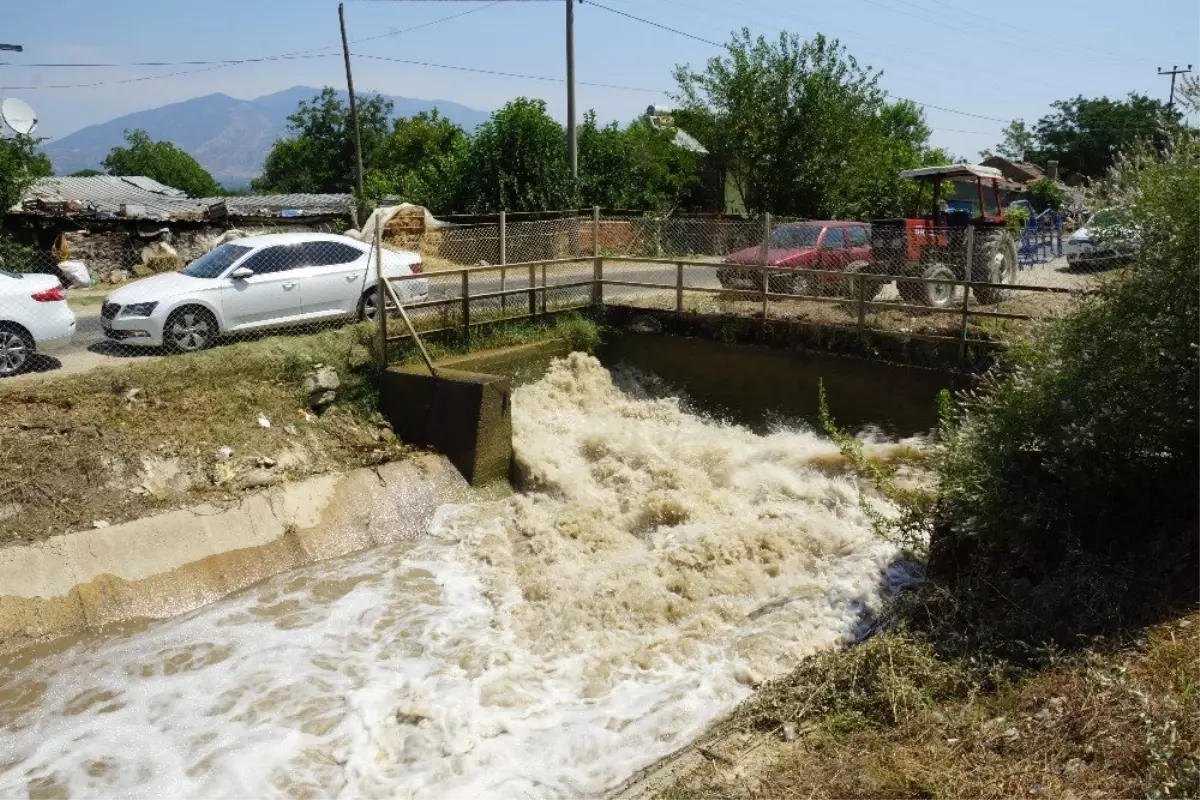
[
  {"left": 658, "top": 613, "right": 1199, "bottom": 800},
  {"left": 0, "top": 324, "right": 406, "bottom": 546}
]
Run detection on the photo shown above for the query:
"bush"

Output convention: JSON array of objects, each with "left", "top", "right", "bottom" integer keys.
[
  {"left": 1024, "top": 176, "right": 1068, "bottom": 212},
  {"left": 928, "top": 129, "right": 1199, "bottom": 645},
  {"left": 0, "top": 237, "right": 37, "bottom": 273}
]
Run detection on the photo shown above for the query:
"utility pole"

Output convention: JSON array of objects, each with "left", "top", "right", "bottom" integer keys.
[
  {"left": 339, "top": 3, "right": 366, "bottom": 225},
  {"left": 1157, "top": 64, "right": 1193, "bottom": 111},
  {"left": 565, "top": 0, "right": 577, "bottom": 179}
]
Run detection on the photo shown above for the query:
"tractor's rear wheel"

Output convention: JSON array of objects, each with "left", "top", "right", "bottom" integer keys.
[{"left": 973, "top": 231, "right": 1018, "bottom": 305}]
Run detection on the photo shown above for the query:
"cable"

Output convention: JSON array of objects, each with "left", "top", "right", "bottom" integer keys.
[
  {"left": 584, "top": 1, "right": 1011, "bottom": 123},
  {"left": 352, "top": 52, "right": 665, "bottom": 92},
  {"left": 0, "top": 1, "right": 501, "bottom": 88}
]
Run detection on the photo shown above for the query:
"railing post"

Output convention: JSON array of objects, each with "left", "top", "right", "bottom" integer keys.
[
  {"left": 499, "top": 209, "right": 507, "bottom": 316},
  {"left": 528, "top": 263, "right": 537, "bottom": 318},
  {"left": 591, "top": 205, "right": 602, "bottom": 308},
  {"left": 761, "top": 212, "right": 771, "bottom": 320},
  {"left": 958, "top": 226, "right": 974, "bottom": 363},
  {"left": 461, "top": 269, "right": 470, "bottom": 345},
  {"left": 374, "top": 215, "right": 388, "bottom": 368},
  {"left": 856, "top": 271, "right": 867, "bottom": 332},
  {"left": 676, "top": 262, "right": 684, "bottom": 313},
  {"left": 541, "top": 263, "right": 548, "bottom": 314}
]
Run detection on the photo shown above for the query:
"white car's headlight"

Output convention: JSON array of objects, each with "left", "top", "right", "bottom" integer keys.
[{"left": 120, "top": 302, "right": 158, "bottom": 317}]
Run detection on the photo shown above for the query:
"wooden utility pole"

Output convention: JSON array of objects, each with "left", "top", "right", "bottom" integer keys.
[
  {"left": 339, "top": 3, "right": 366, "bottom": 225},
  {"left": 1157, "top": 65, "right": 1193, "bottom": 111}
]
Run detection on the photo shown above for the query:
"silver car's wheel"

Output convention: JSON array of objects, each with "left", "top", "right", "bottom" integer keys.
[
  {"left": 358, "top": 289, "right": 384, "bottom": 322},
  {"left": 165, "top": 307, "right": 217, "bottom": 353},
  {"left": 0, "top": 326, "right": 33, "bottom": 377}
]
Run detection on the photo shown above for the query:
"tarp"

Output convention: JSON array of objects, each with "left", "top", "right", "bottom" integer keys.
[{"left": 343, "top": 204, "right": 446, "bottom": 242}]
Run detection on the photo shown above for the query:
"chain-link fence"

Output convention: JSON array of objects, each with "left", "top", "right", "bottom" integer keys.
[{"left": 1, "top": 208, "right": 1110, "bottom": 380}]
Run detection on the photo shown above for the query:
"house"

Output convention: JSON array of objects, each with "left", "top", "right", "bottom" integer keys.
[
  {"left": 980, "top": 155, "right": 1047, "bottom": 186},
  {"left": 646, "top": 106, "right": 746, "bottom": 216},
  {"left": 4, "top": 176, "right": 356, "bottom": 280}
]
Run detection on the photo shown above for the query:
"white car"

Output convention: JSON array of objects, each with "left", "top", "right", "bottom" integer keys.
[
  {"left": 1064, "top": 208, "right": 1137, "bottom": 271},
  {"left": 102, "top": 233, "right": 428, "bottom": 352},
  {"left": 0, "top": 269, "right": 77, "bottom": 377}
]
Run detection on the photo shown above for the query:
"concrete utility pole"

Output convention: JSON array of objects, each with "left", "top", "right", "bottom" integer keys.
[
  {"left": 339, "top": 3, "right": 366, "bottom": 224},
  {"left": 1157, "top": 64, "right": 1193, "bottom": 111},
  {"left": 565, "top": 0, "right": 577, "bottom": 179}
]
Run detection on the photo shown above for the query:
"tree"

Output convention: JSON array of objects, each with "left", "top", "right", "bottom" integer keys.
[
  {"left": 672, "top": 30, "right": 942, "bottom": 218},
  {"left": 68, "top": 168, "right": 104, "bottom": 178},
  {"left": 1030, "top": 94, "right": 1180, "bottom": 180},
  {"left": 456, "top": 98, "right": 573, "bottom": 212},
  {"left": 366, "top": 110, "right": 467, "bottom": 212},
  {"left": 102, "top": 129, "right": 220, "bottom": 196},
  {"left": 1024, "top": 176, "right": 1068, "bottom": 212},
  {"left": 979, "top": 119, "right": 1035, "bottom": 161},
  {"left": 253, "top": 87, "right": 392, "bottom": 195},
  {"left": 0, "top": 134, "right": 52, "bottom": 216},
  {"left": 577, "top": 112, "right": 701, "bottom": 210}
]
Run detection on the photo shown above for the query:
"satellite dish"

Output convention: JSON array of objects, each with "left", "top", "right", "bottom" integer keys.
[{"left": 1, "top": 98, "right": 39, "bottom": 136}]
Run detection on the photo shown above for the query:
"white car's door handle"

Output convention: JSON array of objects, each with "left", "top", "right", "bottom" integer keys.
[
  {"left": 346, "top": 273, "right": 360, "bottom": 282},
  {"left": 282, "top": 282, "right": 297, "bottom": 290}
]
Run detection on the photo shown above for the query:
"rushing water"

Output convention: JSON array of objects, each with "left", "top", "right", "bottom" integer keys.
[{"left": 0, "top": 353, "right": 903, "bottom": 799}]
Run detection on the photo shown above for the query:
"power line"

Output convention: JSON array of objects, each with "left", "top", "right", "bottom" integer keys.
[
  {"left": 584, "top": 1, "right": 1010, "bottom": 123},
  {"left": 0, "top": 2, "right": 501, "bottom": 88},
  {"left": 352, "top": 52, "right": 665, "bottom": 92}
]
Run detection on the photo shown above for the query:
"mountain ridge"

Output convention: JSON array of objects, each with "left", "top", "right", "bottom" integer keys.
[{"left": 42, "top": 86, "right": 491, "bottom": 188}]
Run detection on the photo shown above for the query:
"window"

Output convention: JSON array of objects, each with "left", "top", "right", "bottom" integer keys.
[
  {"left": 848, "top": 226, "right": 870, "bottom": 247},
  {"left": 768, "top": 225, "right": 821, "bottom": 249},
  {"left": 298, "top": 242, "right": 363, "bottom": 267},
  {"left": 238, "top": 245, "right": 306, "bottom": 276},
  {"left": 182, "top": 243, "right": 252, "bottom": 279},
  {"left": 822, "top": 228, "right": 846, "bottom": 249}
]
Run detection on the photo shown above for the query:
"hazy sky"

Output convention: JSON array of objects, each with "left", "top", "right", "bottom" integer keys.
[{"left": 2, "top": 0, "right": 1197, "bottom": 159}]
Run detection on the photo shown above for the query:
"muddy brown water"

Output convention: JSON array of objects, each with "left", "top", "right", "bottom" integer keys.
[{"left": 0, "top": 341, "right": 943, "bottom": 798}]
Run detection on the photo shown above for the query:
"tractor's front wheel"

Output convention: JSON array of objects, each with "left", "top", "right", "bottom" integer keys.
[
  {"left": 898, "top": 263, "right": 956, "bottom": 309},
  {"left": 973, "top": 231, "right": 1018, "bottom": 305}
]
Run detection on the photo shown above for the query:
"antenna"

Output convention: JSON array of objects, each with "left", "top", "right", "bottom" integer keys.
[{"left": 1, "top": 98, "right": 39, "bottom": 136}]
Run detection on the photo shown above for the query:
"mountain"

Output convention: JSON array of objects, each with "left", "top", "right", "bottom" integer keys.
[{"left": 42, "top": 86, "right": 491, "bottom": 188}]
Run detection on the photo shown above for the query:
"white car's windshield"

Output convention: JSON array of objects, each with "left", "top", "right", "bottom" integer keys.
[{"left": 183, "top": 244, "right": 253, "bottom": 279}]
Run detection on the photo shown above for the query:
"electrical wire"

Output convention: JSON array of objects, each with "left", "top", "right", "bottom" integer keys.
[{"left": 352, "top": 52, "right": 665, "bottom": 92}]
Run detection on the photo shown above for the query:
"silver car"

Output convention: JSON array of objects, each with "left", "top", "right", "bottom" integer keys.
[{"left": 101, "top": 233, "right": 427, "bottom": 352}]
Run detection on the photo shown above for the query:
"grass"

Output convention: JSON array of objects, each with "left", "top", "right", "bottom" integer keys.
[
  {"left": 0, "top": 312, "right": 599, "bottom": 546},
  {"left": 658, "top": 613, "right": 1199, "bottom": 800}
]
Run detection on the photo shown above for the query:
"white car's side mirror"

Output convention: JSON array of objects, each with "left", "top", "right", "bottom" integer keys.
[{"left": 230, "top": 266, "right": 254, "bottom": 280}]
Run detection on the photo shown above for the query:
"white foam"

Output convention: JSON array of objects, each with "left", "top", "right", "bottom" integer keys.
[{"left": 0, "top": 353, "right": 900, "bottom": 798}]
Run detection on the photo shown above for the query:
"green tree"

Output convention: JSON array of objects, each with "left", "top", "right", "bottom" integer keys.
[
  {"left": 456, "top": 97, "right": 573, "bottom": 212},
  {"left": 1030, "top": 94, "right": 1180, "bottom": 179},
  {"left": 102, "top": 129, "right": 220, "bottom": 196},
  {"left": 367, "top": 110, "right": 467, "bottom": 212},
  {"left": 68, "top": 168, "right": 104, "bottom": 178},
  {"left": 0, "top": 135, "right": 52, "bottom": 215},
  {"left": 673, "top": 30, "right": 940, "bottom": 218},
  {"left": 1023, "top": 176, "right": 1068, "bottom": 212},
  {"left": 577, "top": 112, "right": 701, "bottom": 210},
  {"left": 979, "top": 119, "right": 1035, "bottom": 161},
  {"left": 253, "top": 87, "right": 393, "bottom": 194}
]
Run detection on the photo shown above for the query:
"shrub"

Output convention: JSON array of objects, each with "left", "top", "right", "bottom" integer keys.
[
  {"left": 1024, "top": 176, "right": 1068, "bottom": 212},
  {"left": 929, "top": 128, "right": 1199, "bottom": 645}
]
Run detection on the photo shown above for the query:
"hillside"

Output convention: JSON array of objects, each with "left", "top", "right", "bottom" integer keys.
[{"left": 41, "top": 86, "right": 490, "bottom": 187}]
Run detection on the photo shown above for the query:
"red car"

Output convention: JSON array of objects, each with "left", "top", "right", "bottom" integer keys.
[{"left": 718, "top": 221, "right": 877, "bottom": 297}]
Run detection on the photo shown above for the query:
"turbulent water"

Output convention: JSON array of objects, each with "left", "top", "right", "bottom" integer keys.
[{"left": 0, "top": 353, "right": 902, "bottom": 798}]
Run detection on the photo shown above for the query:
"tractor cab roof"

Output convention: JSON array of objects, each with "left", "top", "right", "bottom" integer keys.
[{"left": 899, "top": 164, "right": 1005, "bottom": 182}]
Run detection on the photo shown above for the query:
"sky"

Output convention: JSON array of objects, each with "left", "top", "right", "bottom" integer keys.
[{"left": 1, "top": 0, "right": 1198, "bottom": 161}]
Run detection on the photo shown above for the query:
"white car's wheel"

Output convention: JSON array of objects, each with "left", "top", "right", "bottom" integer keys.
[
  {"left": 358, "top": 288, "right": 386, "bottom": 322},
  {"left": 0, "top": 324, "right": 33, "bottom": 377},
  {"left": 165, "top": 306, "right": 217, "bottom": 353}
]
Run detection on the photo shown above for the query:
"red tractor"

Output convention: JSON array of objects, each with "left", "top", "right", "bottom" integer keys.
[{"left": 870, "top": 164, "right": 1018, "bottom": 308}]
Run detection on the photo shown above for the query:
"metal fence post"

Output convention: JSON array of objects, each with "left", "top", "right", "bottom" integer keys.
[
  {"left": 499, "top": 209, "right": 507, "bottom": 316},
  {"left": 676, "top": 262, "right": 684, "bottom": 313},
  {"left": 528, "top": 263, "right": 537, "bottom": 318},
  {"left": 856, "top": 272, "right": 867, "bottom": 333},
  {"left": 374, "top": 215, "right": 388, "bottom": 368},
  {"left": 959, "top": 227, "right": 974, "bottom": 362},
  {"left": 591, "top": 205, "right": 602, "bottom": 308},
  {"left": 760, "top": 212, "right": 771, "bottom": 320},
  {"left": 461, "top": 269, "right": 470, "bottom": 344},
  {"left": 541, "top": 263, "right": 548, "bottom": 314}
]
